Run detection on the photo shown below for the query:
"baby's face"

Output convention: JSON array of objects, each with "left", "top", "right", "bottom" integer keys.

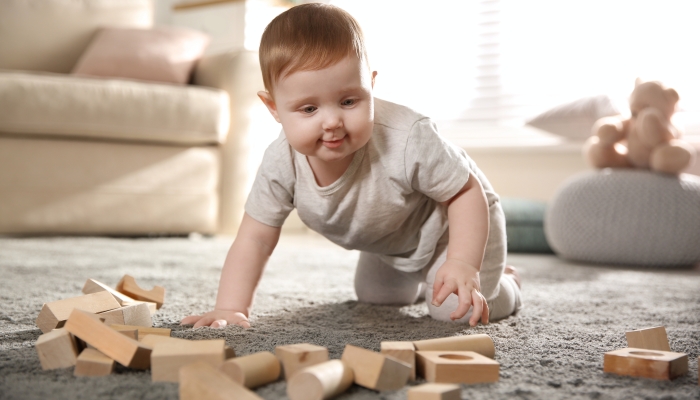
[{"left": 262, "top": 55, "right": 376, "bottom": 166}]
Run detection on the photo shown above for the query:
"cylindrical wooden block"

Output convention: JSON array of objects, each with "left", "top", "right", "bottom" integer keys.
[
  {"left": 287, "top": 360, "right": 354, "bottom": 400},
  {"left": 413, "top": 334, "right": 495, "bottom": 359},
  {"left": 220, "top": 351, "right": 280, "bottom": 389}
]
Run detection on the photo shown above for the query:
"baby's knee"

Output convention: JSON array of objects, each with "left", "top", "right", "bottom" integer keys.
[{"left": 355, "top": 279, "right": 424, "bottom": 306}]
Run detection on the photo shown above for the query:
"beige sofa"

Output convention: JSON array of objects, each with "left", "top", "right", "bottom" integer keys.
[{"left": 0, "top": 0, "right": 262, "bottom": 235}]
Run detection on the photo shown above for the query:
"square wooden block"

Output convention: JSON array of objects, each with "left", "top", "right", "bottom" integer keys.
[
  {"left": 416, "top": 351, "right": 499, "bottom": 384},
  {"left": 407, "top": 383, "right": 461, "bottom": 400},
  {"left": 275, "top": 343, "right": 328, "bottom": 379},
  {"left": 604, "top": 347, "right": 688, "bottom": 380},
  {"left": 74, "top": 348, "right": 115, "bottom": 377},
  {"left": 151, "top": 339, "right": 226, "bottom": 382},
  {"left": 381, "top": 341, "right": 416, "bottom": 381},
  {"left": 35, "top": 329, "right": 79, "bottom": 370}
]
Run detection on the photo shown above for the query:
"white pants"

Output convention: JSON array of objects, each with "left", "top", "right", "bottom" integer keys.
[{"left": 354, "top": 197, "right": 522, "bottom": 322}]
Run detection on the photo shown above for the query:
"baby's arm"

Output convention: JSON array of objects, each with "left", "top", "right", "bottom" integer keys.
[
  {"left": 432, "top": 174, "right": 490, "bottom": 326},
  {"left": 180, "top": 213, "right": 281, "bottom": 328}
]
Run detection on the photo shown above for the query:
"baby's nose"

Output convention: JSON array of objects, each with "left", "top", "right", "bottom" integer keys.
[{"left": 321, "top": 109, "right": 343, "bottom": 131}]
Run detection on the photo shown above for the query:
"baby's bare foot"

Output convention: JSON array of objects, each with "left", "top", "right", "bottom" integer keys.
[{"left": 505, "top": 265, "right": 521, "bottom": 288}]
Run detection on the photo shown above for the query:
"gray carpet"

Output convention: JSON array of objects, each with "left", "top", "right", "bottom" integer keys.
[{"left": 1, "top": 234, "right": 699, "bottom": 400}]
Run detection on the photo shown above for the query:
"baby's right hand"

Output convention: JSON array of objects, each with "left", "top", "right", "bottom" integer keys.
[{"left": 180, "top": 310, "right": 250, "bottom": 329}]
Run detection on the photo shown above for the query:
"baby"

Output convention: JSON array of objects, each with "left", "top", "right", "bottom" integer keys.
[{"left": 181, "top": 3, "right": 522, "bottom": 329}]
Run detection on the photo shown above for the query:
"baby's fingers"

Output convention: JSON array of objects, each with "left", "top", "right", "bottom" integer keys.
[
  {"left": 432, "top": 279, "right": 457, "bottom": 307},
  {"left": 450, "top": 284, "right": 473, "bottom": 321},
  {"left": 180, "top": 315, "right": 202, "bottom": 325}
]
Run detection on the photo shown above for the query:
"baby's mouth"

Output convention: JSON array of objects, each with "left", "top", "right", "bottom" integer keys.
[{"left": 322, "top": 137, "right": 345, "bottom": 149}]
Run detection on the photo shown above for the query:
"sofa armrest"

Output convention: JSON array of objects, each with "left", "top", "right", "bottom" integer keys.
[{"left": 193, "top": 50, "right": 263, "bottom": 234}]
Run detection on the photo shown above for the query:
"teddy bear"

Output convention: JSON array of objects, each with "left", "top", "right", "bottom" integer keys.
[{"left": 584, "top": 79, "right": 696, "bottom": 174}]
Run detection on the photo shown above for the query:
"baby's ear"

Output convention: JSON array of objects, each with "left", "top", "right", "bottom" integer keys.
[
  {"left": 665, "top": 88, "right": 679, "bottom": 104},
  {"left": 257, "top": 91, "right": 280, "bottom": 123}
]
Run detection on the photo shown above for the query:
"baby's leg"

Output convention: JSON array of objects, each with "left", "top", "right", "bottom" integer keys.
[
  {"left": 354, "top": 251, "right": 426, "bottom": 305},
  {"left": 425, "top": 197, "right": 522, "bottom": 322}
]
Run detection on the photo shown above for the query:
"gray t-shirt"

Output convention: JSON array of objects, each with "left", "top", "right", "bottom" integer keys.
[{"left": 245, "top": 98, "right": 474, "bottom": 272}]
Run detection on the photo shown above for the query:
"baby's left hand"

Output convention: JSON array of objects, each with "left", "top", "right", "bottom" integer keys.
[{"left": 432, "top": 259, "right": 489, "bottom": 326}]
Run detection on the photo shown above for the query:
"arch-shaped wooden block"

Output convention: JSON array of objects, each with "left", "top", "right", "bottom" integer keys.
[{"left": 116, "top": 275, "right": 165, "bottom": 309}]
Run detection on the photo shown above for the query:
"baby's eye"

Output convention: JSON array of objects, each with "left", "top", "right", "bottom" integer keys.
[
  {"left": 301, "top": 106, "right": 317, "bottom": 114},
  {"left": 341, "top": 99, "right": 356, "bottom": 106}
]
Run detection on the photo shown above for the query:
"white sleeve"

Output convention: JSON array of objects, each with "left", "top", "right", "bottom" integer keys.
[
  {"left": 244, "top": 135, "right": 296, "bottom": 227},
  {"left": 404, "top": 118, "right": 472, "bottom": 202}
]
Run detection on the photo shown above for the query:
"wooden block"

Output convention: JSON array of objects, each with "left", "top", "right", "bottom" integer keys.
[
  {"left": 98, "top": 303, "right": 152, "bottom": 327},
  {"left": 413, "top": 334, "right": 495, "bottom": 359},
  {"left": 287, "top": 360, "right": 353, "bottom": 400},
  {"left": 140, "top": 334, "right": 188, "bottom": 348},
  {"left": 111, "top": 324, "right": 171, "bottom": 340},
  {"left": 381, "top": 341, "right": 416, "bottom": 381},
  {"left": 116, "top": 275, "right": 165, "bottom": 309},
  {"left": 275, "top": 343, "right": 329, "bottom": 379},
  {"left": 35, "top": 291, "right": 121, "bottom": 333},
  {"left": 340, "top": 344, "right": 411, "bottom": 391},
  {"left": 225, "top": 346, "right": 236, "bottom": 359},
  {"left": 63, "top": 309, "right": 151, "bottom": 369},
  {"left": 82, "top": 278, "right": 135, "bottom": 305},
  {"left": 131, "top": 301, "right": 158, "bottom": 316},
  {"left": 117, "top": 328, "right": 138, "bottom": 341},
  {"left": 603, "top": 347, "right": 688, "bottom": 380},
  {"left": 407, "top": 383, "right": 461, "bottom": 400},
  {"left": 416, "top": 351, "right": 499, "bottom": 384},
  {"left": 221, "top": 351, "right": 281, "bottom": 389},
  {"left": 35, "top": 329, "right": 79, "bottom": 370},
  {"left": 151, "top": 339, "right": 226, "bottom": 382},
  {"left": 74, "top": 348, "right": 115, "bottom": 377},
  {"left": 180, "top": 361, "right": 264, "bottom": 400},
  {"left": 625, "top": 326, "right": 671, "bottom": 352}
]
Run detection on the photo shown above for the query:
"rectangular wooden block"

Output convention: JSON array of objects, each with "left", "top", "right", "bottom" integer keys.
[
  {"left": 275, "top": 343, "right": 329, "bottom": 379},
  {"left": 35, "top": 291, "right": 121, "bottom": 333},
  {"left": 98, "top": 303, "right": 152, "bottom": 327},
  {"left": 180, "top": 361, "right": 264, "bottom": 400},
  {"left": 74, "top": 348, "right": 115, "bottom": 377},
  {"left": 413, "top": 334, "right": 495, "bottom": 359},
  {"left": 603, "top": 347, "right": 688, "bottom": 380},
  {"left": 35, "top": 328, "right": 79, "bottom": 370},
  {"left": 625, "top": 326, "right": 671, "bottom": 352},
  {"left": 151, "top": 339, "right": 226, "bottom": 382},
  {"left": 111, "top": 324, "right": 171, "bottom": 341},
  {"left": 64, "top": 309, "right": 151, "bottom": 369},
  {"left": 82, "top": 278, "right": 135, "bottom": 305},
  {"left": 140, "top": 334, "right": 188, "bottom": 348},
  {"left": 341, "top": 344, "right": 411, "bottom": 391},
  {"left": 407, "top": 383, "right": 461, "bottom": 400},
  {"left": 116, "top": 275, "right": 165, "bottom": 309},
  {"left": 416, "top": 351, "right": 499, "bottom": 384},
  {"left": 381, "top": 341, "right": 416, "bottom": 381}
]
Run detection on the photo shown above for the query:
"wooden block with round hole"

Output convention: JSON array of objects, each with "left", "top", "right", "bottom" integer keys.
[
  {"left": 340, "top": 344, "right": 411, "bottom": 391},
  {"left": 74, "top": 348, "right": 115, "bottom": 377},
  {"left": 625, "top": 326, "right": 671, "bottom": 352},
  {"left": 381, "top": 341, "right": 416, "bottom": 380},
  {"left": 287, "top": 360, "right": 354, "bottom": 400},
  {"left": 603, "top": 347, "right": 688, "bottom": 380},
  {"left": 416, "top": 351, "right": 499, "bottom": 384},
  {"left": 413, "top": 334, "right": 495, "bottom": 359},
  {"left": 275, "top": 343, "right": 328, "bottom": 379},
  {"left": 35, "top": 328, "right": 79, "bottom": 370},
  {"left": 151, "top": 339, "right": 226, "bottom": 382},
  {"left": 180, "top": 361, "right": 263, "bottom": 400},
  {"left": 407, "top": 383, "right": 461, "bottom": 400},
  {"left": 116, "top": 275, "right": 165, "bottom": 309},
  {"left": 220, "top": 351, "right": 281, "bottom": 389},
  {"left": 35, "top": 291, "right": 121, "bottom": 333}
]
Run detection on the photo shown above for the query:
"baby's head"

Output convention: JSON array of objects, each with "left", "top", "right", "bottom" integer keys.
[
  {"left": 259, "top": 3, "right": 370, "bottom": 96},
  {"left": 257, "top": 3, "right": 377, "bottom": 168}
]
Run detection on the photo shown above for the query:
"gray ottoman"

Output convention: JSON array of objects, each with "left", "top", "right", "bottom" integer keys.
[{"left": 544, "top": 169, "right": 700, "bottom": 267}]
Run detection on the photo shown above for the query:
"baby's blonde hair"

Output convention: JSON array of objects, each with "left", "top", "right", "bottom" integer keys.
[{"left": 259, "top": 3, "right": 368, "bottom": 95}]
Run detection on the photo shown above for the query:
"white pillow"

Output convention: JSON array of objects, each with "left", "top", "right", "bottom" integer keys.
[{"left": 526, "top": 95, "right": 620, "bottom": 140}]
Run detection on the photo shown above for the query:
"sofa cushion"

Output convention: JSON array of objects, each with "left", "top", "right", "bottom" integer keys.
[
  {"left": 0, "top": 71, "right": 230, "bottom": 145},
  {"left": 0, "top": 0, "right": 152, "bottom": 74},
  {"left": 72, "top": 26, "right": 210, "bottom": 85}
]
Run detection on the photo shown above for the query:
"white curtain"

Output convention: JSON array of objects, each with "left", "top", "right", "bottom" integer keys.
[{"left": 332, "top": 0, "right": 700, "bottom": 128}]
